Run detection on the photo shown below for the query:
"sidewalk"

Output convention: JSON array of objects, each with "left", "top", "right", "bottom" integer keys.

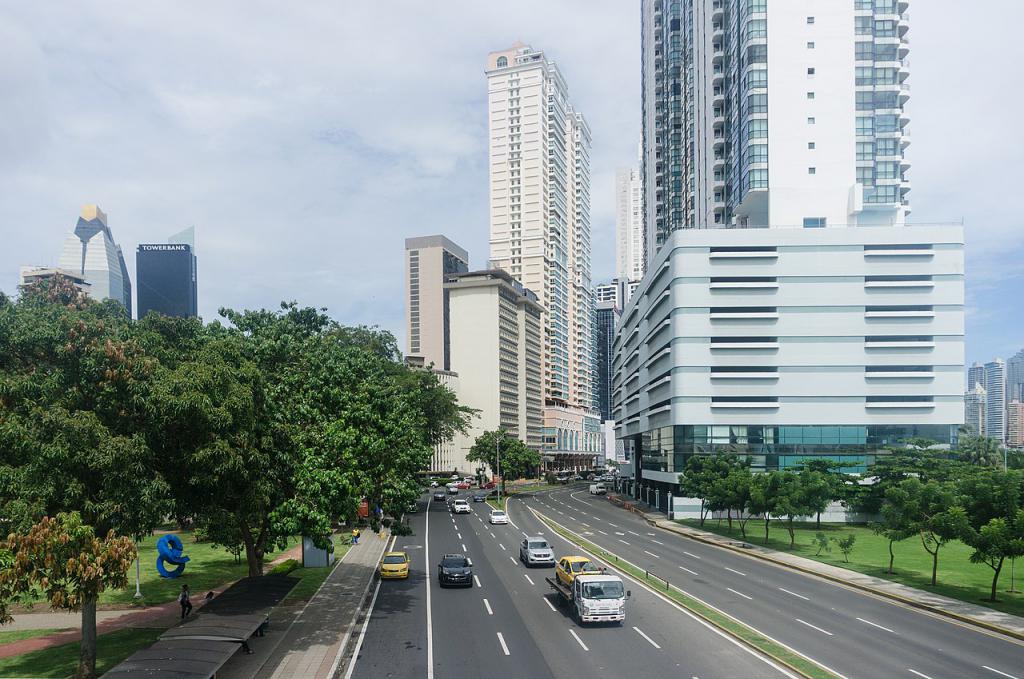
[
  {"left": 623, "top": 501, "right": 1024, "bottom": 640},
  {"left": 219, "top": 530, "right": 388, "bottom": 679}
]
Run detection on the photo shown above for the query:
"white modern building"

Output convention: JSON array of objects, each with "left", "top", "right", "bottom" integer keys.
[
  {"left": 486, "top": 43, "right": 599, "bottom": 467},
  {"left": 596, "top": 278, "right": 640, "bottom": 310},
  {"left": 967, "top": 362, "right": 986, "bottom": 391},
  {"left": 404, "top": 235, "right": 469, "bottom": 371},
  {"left": 616, "top": 159, "right": 645, "bottom": 283},
  {"left": 984, "top": 358, "right": 1007, "bottom": 444},
  {"left": 614, "top": 225, "right": 965, "bottom": 495},
  {"left": 19, "top": 266, "right": 92, "bottom": 295},
  {"left": 57, "top": 205, "right": 132, "bottom": 314},
  {"left": 964, "top": 383, "right": 986, "bottom": 437},
  {"left": 1007, "top": 349, "right": 1024, "bottom": 403},
  {"left": 642, "top": 0, "right": 911, "bottom": 261},
  {"left": 446, "top": 269, "right": 545, "bottom": 471}
]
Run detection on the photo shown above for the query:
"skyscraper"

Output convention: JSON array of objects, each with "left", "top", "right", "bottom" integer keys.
[
  {"left": 136, "top": 228, "right": 198, "bottom": 319},
  {"left": 641, "top": 0, "right": 911, "bottom": 263},
  {"left": 615, "top": 160, "right": 645, "bottom": 282},
  {"left": 967, "top": 362, "right": 986, "bottom": 392},
  {"left": 1007, "top": 400, "right": 1024, "bottom": 449},
  {"left": 1007, "top": 349, "right": 1024, "bottom": 403},
  {"left": 486, "top": 44, "right": 596, "bottom": 418},
  {"left": 404, "top": 235, "right": 469, "bottom": 370},
  {"left": 594, "top": 300, "right": 620, "bottom": 422},
  {"left": 964, "top": 384, "right": 986, "bottom": 437},
  {"left": 984, "top": 359, "right": 1007, "bottom": 444},
  {"left": 57, "top": 205, "right": 132, "bottom": 315}
]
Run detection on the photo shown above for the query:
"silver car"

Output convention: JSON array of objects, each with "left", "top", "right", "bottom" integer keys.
[{"left": 519, "top": 537, "right": 555, "bottom": 567}]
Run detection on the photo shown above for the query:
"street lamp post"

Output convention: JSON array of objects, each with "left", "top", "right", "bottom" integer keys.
[
  {"left": 496, "top": 431, "right": 502, "bottom": 502},
  {"left": 133, "top": 541, "right": 142, "bottom": 600}
]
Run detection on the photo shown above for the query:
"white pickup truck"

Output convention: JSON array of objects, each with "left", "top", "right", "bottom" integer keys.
[
  {"left": 589, "top": 483, "right": 606, "bottom": 495},
  {"left": 546, "top": 572, "right": 629, "bottom": 624}
]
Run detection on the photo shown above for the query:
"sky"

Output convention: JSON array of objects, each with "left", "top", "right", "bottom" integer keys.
[{"left": 0, "top": 1, "right": 1021, "bottom": 367}]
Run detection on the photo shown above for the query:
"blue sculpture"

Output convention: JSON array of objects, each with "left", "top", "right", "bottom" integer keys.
[{"left": 156, "top": 534, "right": 190, "bottom": 578}]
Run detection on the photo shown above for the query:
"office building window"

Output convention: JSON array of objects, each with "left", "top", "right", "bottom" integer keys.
[
  {"left": 807, "top": 117, "right": 816, "bottom": 124},
  {"left": 803, "top": 217, "right": 826, "bottom": 228},
  {"left": 748, "top": 144, "right": 768, "bottom": 164},
  {"left": 807, "top": 41, "right": 815, "bottom": 49},
  {"left": 807, "top": 16, "right": 815, "bottom": 24},
  {"left": 808, "top": 142, "right": 816, "bottom": 149},
  {"left": 857, "top": 166, "right": 875, "bottom": 186},
  {"left": 808, "top": 167, "right": 816, "bottom": 175},
  {"left": 748, "top": 93, "right": 768, "bottom": 113},
  {"left": 807, "top": 67, "right": 816, "bottom": 76},
  {"left": 807, "top": 91, "right": 815, "bottom": 100},
  {"left": 857, "top": 141, "right": 874, "bottom": 160}
]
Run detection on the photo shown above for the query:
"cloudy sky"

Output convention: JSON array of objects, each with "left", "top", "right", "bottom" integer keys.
[{"left": 1, "top": 1, "right": 1020, "bottom": 366}]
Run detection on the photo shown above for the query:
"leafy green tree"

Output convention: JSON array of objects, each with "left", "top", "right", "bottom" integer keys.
[
  {"left": 794, "top": 458, "right": 857, "bottom": 528},
  {"left": 958, "top": 435, "right": 1004, "bottom": 468},
  {"left": 749, "top": 471, "right": 782, "bottom": 544},
  {"left": 721, "top": 465, "right": 754, "bottom": 537},
  {"left": 0, "top": 513, "right": 136, "bottom": 679},
  {"left": 873, "top": 495, "right": 916, "bottom": 574},
  {"left": 769, "top": 471, "right": 828, "bottom": 549},
  {"left": 885, "top": 478, "right": 969, "bottom": 586},
  {"left": 833, "top": 533, "right": 857, "bottom": 563},
  {"left": 814, "top": 532, "right": 831, "bottom": 556},
  {"left": 467, "top": 430, "right": 541, "bottom": 495},
  {"left": 958, "top": 470, "right": 1024, "bottom": 600},
  {"left": 679, "top": 454, "right": 745, "bottom": 527},
  {"left": 854, "top": 441, "right": 961, "bottom": 514}
]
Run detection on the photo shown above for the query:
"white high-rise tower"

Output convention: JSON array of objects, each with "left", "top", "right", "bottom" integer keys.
[{"left": 615, "top": 153, "right": 645, "bottom": 283}]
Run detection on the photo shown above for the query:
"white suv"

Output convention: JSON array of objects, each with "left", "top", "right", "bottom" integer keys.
[
  {"left": 519, "top": 537, "right": 555, "bottom": 567},
  {"left": 489, "top": 509, "right": 509, "bottom": 525},
  {"left": 451, "top": 499, "right": 471, "bottom": 514}
]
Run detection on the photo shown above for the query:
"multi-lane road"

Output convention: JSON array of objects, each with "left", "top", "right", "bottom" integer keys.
[{"left": 348, "top": 484, "right": 1024, "bottom": 679}]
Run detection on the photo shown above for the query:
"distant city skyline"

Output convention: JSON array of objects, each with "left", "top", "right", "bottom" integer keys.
[{"left": 0, "top": 2, "right": 1019, "bottom": 367}]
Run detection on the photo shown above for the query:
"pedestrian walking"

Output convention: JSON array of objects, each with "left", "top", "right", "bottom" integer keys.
[
  {"left": 352, "top": 527, "right": 360, "bottom": 545},
  {"left": 178, "top": 584, "right": 192, "bottom": 619}
]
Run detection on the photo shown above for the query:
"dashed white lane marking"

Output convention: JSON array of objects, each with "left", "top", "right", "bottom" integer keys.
[
  {"left": 628, "top": 530, "right": 640, "bottom": 536},
  {"left": 778, "top": 587, "right": 809, "bottom": 601},
  {"left": 683, "top": 551, "right": 702, "bottom": 559},
  {"left": 522, "top": 531, "right": 529, "bottom": 537},
  {"left": 607, "top": 523, "right": 619, "bottom": 528},
  {"left": 619, "top": 539, "right": 631, "bottom": 545},
  {"left": 726, "top": 587, "right": 753, "bottom": 600},
  {"left": 982, "top": 666, "right": 1020, "bottom": 679},
  {"left": 497, "top": 632, "right": 510, "bottom": 656},
  {"left": 524, "top": 573, "right": 535, "bottom": 585},
  {"left": 457, "top": 533, "right": 462, "bottom": 540},
  {"left": 651, "top": 539, "right": 665, "bottom": 545},
  {"left": 543, "top": 597, "right": 557, "bottom": 612},
  {"left": 908, "top": 670, "right": 934, "bottom": 679},
  {"left": 499, "top": 543, "right": 506, "bottom": 551},
  {"left": 597, "top": 530, "right": 609, "bottom": 535},
  {"left": 581, "top": 522, "right": 591, "bottom": 527},
  {"left": 462, "top": 543, "right": 467, "bottom": 552},
  {"left": 510, "top": 557, "right": 517, "bottom": 565},
  {"left": 724, "top": 567, "right": 746, "bottom": 577},
  {"left": 474, "top": 575, "right": 482, "bottom": 588},
  {"left": 633, "top": 626, "right": 662, "bottom": 649},
  {"left": 490, "top": 532, "right": 496, "bottom": 539},
  {"left": 856, "top": 617, "right": 897, "bottom": 634},
  {"left": 569, "top": 629, "right": 590, "bottom": 651},
  {"left": 484, "top": 598, "right": 493, "bottom": 615},
  {"left": 643, "top": 550, "right": 661, "bottom": 559},
  {"left": 679, "top": 565, "right": 699, "bottom": 576},
  {"left": 795, "top": 618, "right": 833, "bottom": 636},
  {"left": 557, "top": 511, "right": 565, "bottom": 515}
]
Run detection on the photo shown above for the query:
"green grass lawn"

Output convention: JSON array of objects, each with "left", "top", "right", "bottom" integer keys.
[
  {"left": 679, "top": 519, "right": 1024, "bottom": 618},
  {"left": 0, "top": 628, "right": 69, "bottom": 645},
  {"left": 0, "top": 627, "right": 162, "bottom": 678}
]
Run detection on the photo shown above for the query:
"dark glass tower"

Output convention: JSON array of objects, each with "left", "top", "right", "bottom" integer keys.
[{"left": 136, "top": 243, "right": 198, "bottom": 319}]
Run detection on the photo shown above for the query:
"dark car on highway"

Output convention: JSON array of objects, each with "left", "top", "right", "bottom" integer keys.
[
  {"left": 437, "top": 553, "right": 474, "bottom": 587},
  {"left": 472, "top": 491, "right": 488, "bottom": 502},
  {"left": 433, "top": 491, "right": 447, "bottom": 501}
]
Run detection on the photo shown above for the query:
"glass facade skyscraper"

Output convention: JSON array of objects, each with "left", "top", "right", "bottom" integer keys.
[
  {"left": 136, "top": 242, "right": 198, "bottom": 319},
  {"left": 57, "top": 204, "right": 132, "bottom": 315}
]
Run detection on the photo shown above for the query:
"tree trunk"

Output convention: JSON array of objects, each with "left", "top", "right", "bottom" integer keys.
[
  {"left": 764, "top": 515, "right": 770, "bottom": 544},
  {"left": 989, "top": 558, "right": 1004, "bottom": 602},
  {"left": 240, "top": 525, "right": 263, "bottom": 578},
  {"left": 726, "top": 508, "right": 733, "bottom": 531},
  {"left": 931, "top": 548, "right": 939, "bottom": 586},
  {"left": 787, "top": 517, "right": 795, "bottom": 549},
  {"left": 739, "top": 519, "right": 747, "bottom": 539},
  {"left": 699, "top": 500, "right": 707, "bottom": 527},
  {"left": 888, "top": 539, "right": 895, "bottom": 574},
  {"left": 74, "top": 597, "right": 97, "bottom": 679},
  {"left": 816, "top": 511, "right": 821, "bottom": 530}
]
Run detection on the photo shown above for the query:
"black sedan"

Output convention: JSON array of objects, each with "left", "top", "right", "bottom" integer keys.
[
  {"left": 433, "top": 491, "right": 447, "bottom": 502},
  {"left": 437, "top": 553, "right": 473, "bottom": 587}
]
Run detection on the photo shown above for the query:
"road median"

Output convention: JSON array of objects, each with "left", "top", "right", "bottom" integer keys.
[{"left": 529, "top": 506, "right": 841, "bottom": 679}]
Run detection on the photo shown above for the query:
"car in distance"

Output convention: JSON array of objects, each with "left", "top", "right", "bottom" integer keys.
[
  {"left": 433, "top": 491, "right": 447, "bottom": 502},
  {"left": 454, "top": 481, "right": 471, "bottom": 490},
  {"left": 438, "top": 553, "right": 473, "bottom": 587},
  {"left": 519, "top": 536, "right": 555, "bottom": 567},
  {"left": 380, "top": 551, "right": 410, "bottom": 579},
  {"left": 481, "top": 481, "right": 497, "bottom": 489},
  {"left": 589, "top": 483, "right": 606, "bottom": 495},
  {"left": 447, "top": 485, "right": 459, "bottom": 495},
  {"left": 489, "top": 509, "right": 509, "bottom": 525},
  {"left": 555, "top": 556, "right": 604, "bottom": 587},
  {"left": 472, "top": 491, "right": 489, "bottom": 502},
  {"left": 451, "top": 499, "right": 471, "bottom": 514}
]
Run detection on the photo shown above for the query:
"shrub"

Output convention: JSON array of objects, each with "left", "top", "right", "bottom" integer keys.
[{"left": 267, "top": 558, "right": 300, "bottom": 576}]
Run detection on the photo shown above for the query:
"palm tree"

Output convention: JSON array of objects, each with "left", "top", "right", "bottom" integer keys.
[{"left": 958, "top": 435, "right": 1003, "bottom": 467}]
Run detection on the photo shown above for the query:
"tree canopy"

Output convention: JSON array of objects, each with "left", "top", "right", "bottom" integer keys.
[{"left": 467, "top": 429, "right": 541, "bottom": 494}]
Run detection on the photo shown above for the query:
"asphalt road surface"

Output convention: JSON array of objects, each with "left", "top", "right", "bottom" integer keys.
[
  {"left": 348, "top": 489, "right": 793, "bottom": 678},
  {"left": 522, "top": 484, "right": 1024, "bottom": 679}
]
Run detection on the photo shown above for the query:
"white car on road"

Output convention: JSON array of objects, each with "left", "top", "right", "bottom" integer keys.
[
  {"left": 451, "top": 499, "right": 471, "bottom": 514},
  {"left": 489, "top": 509, "right": 509, "bottom": 525}
]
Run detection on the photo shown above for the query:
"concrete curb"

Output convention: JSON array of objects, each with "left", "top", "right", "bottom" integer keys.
[{"left": 643, "top": 515, "right": 1024, "bottom": 643}]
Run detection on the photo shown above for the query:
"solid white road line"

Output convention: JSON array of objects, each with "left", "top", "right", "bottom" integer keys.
[
  {"left": 543, "top": 597, "right": 558, "bottom": 612},
  {"left": 499, "top": 543, "right": 506, "bottom": 551},
  {"left": 425, "top": 498, "right": 434, "bottom": 679},
  {"left": 644, "top": 550, "right": 661, "bottom": 559},
  {"left": 569, "top": 628, "right": 590, "bottom": 651},
  {"left": 778, "top": 587, "right": 809, "bottom": 601},
  {"left": 795, "top": 618, "right": 833, "bottom": 636},
  {"left": 497, "top": 632, "right": 510, "bottom": 656},
  {"left": 907, "top": 670, "right": 934, "bottom": 679},
  {"left": 983, "top": 666, "right": 1021, "bottom": 679},
  {"left": 619, "top": 539, "right": 631, "bottom": 545},
  {"left": 522, "top": 531, "right": 529, "bottom": 537},
  {"left": 726, "top": 587, "right": 753, "bottom": 600},
  {"left": 508, "top": 519, "right": 520, "bottom": 530},
  {"left": 856, "top": 617, "right": 897, "bottom": 635},
  {"left": 633, "top": 626, "right": 662, "bottom": 649},
  {"left": 679, "top": 565, "right": 699, "bottom": 576},
  {"left": 683, "top": 551, "right": 702, "bottom": 559},
  {"left": 524, "top": 573, "right": 535, "bottom": 585},
  {"left": 484, "top": 598, "right": 493, "bottom": 615},
  {"left": 724, "top": 567, "right": 746, "bottom": 577},
  {"left": 342, "top": 577, "right": 382, "bottom": 679},
  {"left": 474, "top": 575, "right": 482, "bottom": 588}
]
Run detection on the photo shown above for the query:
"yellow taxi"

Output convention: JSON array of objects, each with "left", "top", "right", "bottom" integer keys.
[
  {"left": 555, "top": 555, "right": 604, "bottom": 587},
  {"left": 380, "top": 551, "right": 410, "bottom": 579}
]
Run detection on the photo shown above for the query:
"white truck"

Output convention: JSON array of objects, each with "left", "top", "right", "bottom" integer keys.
[
  {"left": 589, "top": 483, "right": 606, "bottom": 495},
  {"left": 546, "top": 573, "right": 629, "bottom": 624}
]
